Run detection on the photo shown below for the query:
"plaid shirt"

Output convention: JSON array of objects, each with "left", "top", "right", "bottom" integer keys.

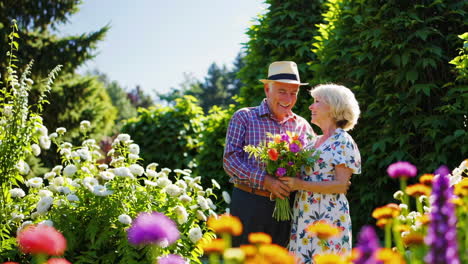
[{"left": 223, "top": 99, "right": 314, "bottom": 190}]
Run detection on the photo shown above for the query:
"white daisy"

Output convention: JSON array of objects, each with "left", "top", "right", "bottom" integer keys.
[
  {"left": 66, "top": 194, "right": 79, "bottom": 202},
  {"left": 129, "top": 144, "right": 140, "bottom": 155},
  {"left": 196, "top": 210, "right": 207, "bottom": 221},
  {"left": 38, "top": 190, "right": 53, "bottom": 197},
  {"left": 164, "top": 184, "right": 182, "bottom": 197},
  {"left": 15, "top": 160, "right": 30, "bottom": 175},
  {"left": 118, "top": 214, "right": 132, "bottom": 225},
  {"left": 174, "top": 205, "right": 188, "bottom": 224},
  {"left": 31, "top": 144, "right": 41, "bottom": 156},
  {"left": 188, "top": 226, "right": 203, "bottom": 243},
  {"left": 83, "top": 177, "right": 99, "bottom": 190},
  {"left": 99, "top": 171, "right": 115, "bottom": 181},
  {"left": 63, "top": 164, "right": 77, "bottom": 177},
  {"left": 36, "top": 196, "right": 54, "bottom": 213},
  {"left": 116, "top": 133, "right": 131, "bottom": 142},
  {"left": 52, "top": 165, "right": 63, "bottom": 174},
  {"left": 179, "top": 194, "right": 192, "bottom": 203},
  {"left": 222, "top": 191, "right": 231, "bottom": 204},
  {"left": 197, "top": 196, "right": 210, "bottom": 210},
  {"left": 146, "top": 162, "right": 159, "bottom": 171},
  {"left": 113, "top": 167, "right": 134, "bottom": 178},
  {"left": 129, "top": 164, "right": 144, "bottom": 176},
  {"left": 80, "top": 120, "right": 91, "bottom": 131},
  {"left": 211, "top": 179, "right": 221, "bottom": 189},
  {"left": 26, "top": 177, "right": 43, "bottom": 188},
  {"left": 92, "top": 185, "right": 113, "bottom": 196},
  {"left": 39, "top": 136, "right": 51, "bottom": 150},
  {"left": 9, "top": 188, "right": 26, "bottom": 198},
  {"left": 156, "top": 177, "right": 172, "bottom": 188}
]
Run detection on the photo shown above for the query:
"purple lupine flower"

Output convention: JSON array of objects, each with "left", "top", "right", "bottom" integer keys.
[
  {"left": 289, "top": 143, "right": 300, "bottom": 153},
  {"left": 158, "top": 254, "right": 187, "bottom": 264},
  {"left": 424, "top": 173, "right": 460, "bottom": 264},
  {"left": 127, "top": 211, "right": 180, "bottom": 246},
  {"left": 354, "top": 226, "right": 380, "bottom": 264},
  {"left": 281, "top": 133, "right": 290, "bottom": 143},
  {"left": 288, "top": 161, "right": 295, "bottom": 166},
  {"left": 276, "top": 167, "right": 287, "bottom": 177},
  {"left": 434, "top": 165, "right": 450, "bottom": 177},
  {"left": 386, "top": 161, "right": 417, "bottom": 179}
]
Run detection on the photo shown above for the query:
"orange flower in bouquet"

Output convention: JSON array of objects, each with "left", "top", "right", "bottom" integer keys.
[{"left": 244, "top": 131, "right": 319, "bottom": 220}]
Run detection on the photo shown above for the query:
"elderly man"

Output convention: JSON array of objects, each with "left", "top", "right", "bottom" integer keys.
[{"left": 223, "top": 61, "right": 314, "bottom": 247}]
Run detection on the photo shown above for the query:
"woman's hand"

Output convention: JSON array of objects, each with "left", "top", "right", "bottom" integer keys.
[{"left": 279, "top": 177, "right": 301, "bottom": 191}]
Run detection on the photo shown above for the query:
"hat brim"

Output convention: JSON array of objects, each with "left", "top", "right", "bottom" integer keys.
[{"left": 259, "top": 79, "right": 308, "bottom": 85}]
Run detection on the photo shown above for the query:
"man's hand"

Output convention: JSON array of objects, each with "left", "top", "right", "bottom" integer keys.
[{"left": 263, "top": 175, "right": 290, "bottom": 200}]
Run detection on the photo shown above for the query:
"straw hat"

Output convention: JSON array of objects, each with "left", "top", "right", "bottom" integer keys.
[{"left": 259, "top": 61, "right": 308, "bottom": 85}]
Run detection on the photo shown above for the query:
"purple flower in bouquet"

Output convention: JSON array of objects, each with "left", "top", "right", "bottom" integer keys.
[
  {"left": 158, "top": 254, "right": 187, "bottom": 264},
  {"left": 276, "top": 167, "right": 287, "bottom": 177},
  {"left": 289, "top": 143, "right": 300, "bottom": 153},
  {"left": 127, "top": 211, "right": 180, "bottom": 247},
  {"left": 281, "top": 133, "right": 290, "bottom": 143},
  {"left": 354, "top": 226, "right": 380, "bottom": 264},
  {"left": 288, "top": 161, "right": 294, "bottom": 166},
  {"left": 424, "top": 172, "right": 460, "bottom": 264},
  {"left": 386, "top": 161, "right": 417, "bottom": 179}
]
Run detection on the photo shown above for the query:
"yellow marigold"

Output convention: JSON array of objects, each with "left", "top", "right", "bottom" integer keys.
[
  {"left": 248, "top": 232, "right": 272, "bottom": 245},
  {"left": 200, "top": 238, "right": 225, "bottom": 255},
  {"left": 451, "top": 197, "right": 464, "bottom": 206},
  {"left": 375, "top": 248, "right": 406, "bottom": 264},
  {"left": 348, "top": 248, "right": 361, "bottom": 262},
  {"left": 305, "top": 220, "right": 341, "bottom": 240},
  {"left": 402, "top": 232, "right": 424, "bottom": 247},
  {"left": 454, "top": 178, "right": 468, "bottom": 197},
  {"left": 417, "top": 213, "right": 430, "bottom": 225},
  {"left": 419, "top": 174, "right": 434, "bottom": 185},
  {"left": 240, "top": 244, "right": 257, "bottom": 258},
  {"left": 313, "top": 253, "right": 346, "bottom": 264},
  {"left": 273, "top": 134, "right": 282, "bottom": 143},
  {"left": 376, "top": 218, "right": 391, "bottom": 229},
  {"left": 395, "top": 224, "right": 410, "bottom": 233},
  {"left": 406, "top": 183, "right": 431, "bottom": 197},
  {"left": 207, "top": 214, "right": 243, "bottom": 236},
  {"left": 372, "top": 203, "right": 400, "bottom": 220},
  {"left": 258, "top": 244, "right": 295, "bottom": 264}
]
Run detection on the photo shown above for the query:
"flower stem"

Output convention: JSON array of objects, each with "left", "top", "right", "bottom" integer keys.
[
  {"left": 399, "top": 178, "right": 410, "bottom": 211},
  {"left": 385, "top": 222, "right": 392, "bottom": 248}
]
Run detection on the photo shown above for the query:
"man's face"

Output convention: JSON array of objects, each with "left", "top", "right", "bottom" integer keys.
[{"left": 264, "top": 81, "right": 300, "bottom": 121}]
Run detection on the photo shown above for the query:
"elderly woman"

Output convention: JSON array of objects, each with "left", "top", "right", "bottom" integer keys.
[{"left": 280, "top": 83, "right": 361, "bottom": 263}]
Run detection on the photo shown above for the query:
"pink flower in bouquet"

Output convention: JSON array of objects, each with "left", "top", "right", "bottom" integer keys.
[
  {"left": 17, "top": 225, "right": 67, "bottom": 256},
  {"left": 47, "top": 258, "right": 72, "bottom": 264},
  {"left": 2, "top": 262, "right": 20, "bottom": 264},
  {"left": 276, "top": 167, "right": 287, "bottom": 177}
]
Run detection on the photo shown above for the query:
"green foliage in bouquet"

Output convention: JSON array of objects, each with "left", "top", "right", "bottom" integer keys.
[
  {"left": 244, "top": 131, "right": 319, "bottom": 221},
  {"left": 1, "top": 127, "right": 221, "bottom": 263},
  {"left": 0, "top": 20, "right": 61, "bottom": 248}
]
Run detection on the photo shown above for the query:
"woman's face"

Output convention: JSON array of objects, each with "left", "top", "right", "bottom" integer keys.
[{"left": 309, "top": 96, "right": 332, "bottom": 126}]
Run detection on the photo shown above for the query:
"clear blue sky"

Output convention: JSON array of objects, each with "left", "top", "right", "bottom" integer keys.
[{"left": 56, "top": 0, "right": 267, "bottom": 97}]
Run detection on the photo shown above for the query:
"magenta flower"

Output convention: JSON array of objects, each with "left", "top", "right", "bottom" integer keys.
[
  {"left": 288, "top": 161, "right": 294, "bottom": 166},
  {"left": 386, "top": 161, "right": 417, "bottom": 178},
  {"left": 424, "top": 173, "right": 460, "bottom": 264},
  {"left": 289, "top": 143, "right": 300, "bottom": 153},
  {"left": 280, "top": 134, "right": 290, "bottom": 143},
  {"left": 127, "top": 212, "right": 180, "bottom": 246},
  {"left": 158, "top": 254, "right": 186, "bottom": 264},
  {"left": 276, "top": 167, "right": 286, "bottom": 177},
  {"left": 434, "top": 165, "right": 450, "bottom": 177}
]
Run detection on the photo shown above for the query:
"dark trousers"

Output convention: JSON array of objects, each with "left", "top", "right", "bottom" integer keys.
[{"left": 230, "top": 187, "right": 293, "bottom": 247}]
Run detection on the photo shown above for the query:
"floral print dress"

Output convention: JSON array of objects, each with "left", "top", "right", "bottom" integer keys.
[{"left": 288, "top": 128, "right": 361, "bottom": 264}]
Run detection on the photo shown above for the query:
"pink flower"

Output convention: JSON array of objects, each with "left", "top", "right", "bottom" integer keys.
[
  {"left": 17, "top": 225, "right": 67, "bottom": 256},
  {"left": 47, "top": 258, "right": 72, "bottom": 264},
  {"left": 386, "top": 161, "right": 417, "bottom": 179}
]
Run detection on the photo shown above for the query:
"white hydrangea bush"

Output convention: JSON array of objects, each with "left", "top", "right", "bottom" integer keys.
[{"left": 5, "top": 125, "right": 224, "bottom": 263}]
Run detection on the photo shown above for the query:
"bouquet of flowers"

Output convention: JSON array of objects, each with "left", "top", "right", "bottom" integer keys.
[{"left": 244, "top": 131, "right": 319, "bottom": 221}]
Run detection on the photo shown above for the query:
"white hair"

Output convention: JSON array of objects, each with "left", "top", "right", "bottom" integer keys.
[{"left": 310, "top": 84, "right": 360, "bottom": 131}]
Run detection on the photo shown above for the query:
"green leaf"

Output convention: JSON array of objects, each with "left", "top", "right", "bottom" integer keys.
[{"left": 406, "top": 70, "right": 418, "bottom": 83}]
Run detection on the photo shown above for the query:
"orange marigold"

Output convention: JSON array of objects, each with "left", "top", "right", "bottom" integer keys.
[
  {"left": 405, "top": 183, "right": 431, "bottom": 197},
  {"left": 199, "top": 238, "right": 225, "bottom": 255},
  {"left": 258, "top": 244, "right": 295, "bottom": 264},
  {"left": 417, "top": 214, "right": 430, "bottom": 225},
  {"left": 419, "top": 174, "right": 434, "bottom": 185},
  {"left": 395, "top": 224, "right": 410, "bottom": 233},
  {"left": 248, "top": 232, "right": 272, "bottom": 244},
  {"left": 240, "top": 244, "right": 257, "bottom": 258},
  {"left": 375, "top": 248, "right": 406, "bottom": 264},
  {"left": 372, "top": 203, "right": 400, "bottom": 220},
  {"left": 207, "top": 214, "right": 242, "bottom": 236},
  {"left": 305, "top": 221, "right": 340, "bottom": 240},
  {"left": 402, "top": 232, "right": 424, "bottom": 247},
  {"left": 376, "top": 218, "right": 391, "bottom": 229}
]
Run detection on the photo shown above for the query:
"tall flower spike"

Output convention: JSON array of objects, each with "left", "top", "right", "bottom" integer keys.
[
  {"left": 424, "top": 171, "right": 460, "bottom": 264},
  {"left": 353, "top": 226, "right": 380, "bottom": 264}
]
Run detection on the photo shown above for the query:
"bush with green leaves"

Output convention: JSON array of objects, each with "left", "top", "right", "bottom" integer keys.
[
  {"left": 121, "top": 95, "right": 204, "bottom": 171},
  {"left": 1, "top": 125, "right": 222, "bottom": 263}
]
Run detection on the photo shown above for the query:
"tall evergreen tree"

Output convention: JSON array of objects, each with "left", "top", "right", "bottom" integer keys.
[
  {"left": 238, "top": 0, "right": 325, "bottom": 114},
  {"left": 0, "top": 0, "right": 115, "bottom": 144}
]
